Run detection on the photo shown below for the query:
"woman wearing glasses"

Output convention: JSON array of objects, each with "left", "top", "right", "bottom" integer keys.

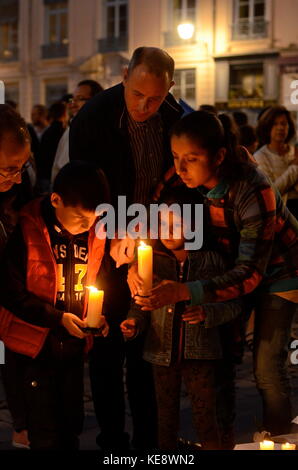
[{"left": 0, "top": 104, "right": 33, "bottom": 449}]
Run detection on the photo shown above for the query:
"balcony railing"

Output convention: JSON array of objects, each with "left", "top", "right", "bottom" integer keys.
[
  {"left": 0, "top": 47, "right": 18, "bottom": 61},
  {"left": 98, "top": 35, "right": 128, "bottom": 53},
  {"left": 163, "top": 31, "right": 196, "bottom": 47},
  {"left": 232, "top": 19, "right": 268, "bottom": 40},
  {"left": 41, "top": 42, "right": 68, "bottom": 59}
]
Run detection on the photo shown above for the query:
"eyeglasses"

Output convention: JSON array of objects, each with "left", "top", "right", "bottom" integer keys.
[
  {"left": 0, "top": 160, "right": 31, "bottom": 182},
  {"left": 68, "top": 97, "right": 89, "bottom": 104}
]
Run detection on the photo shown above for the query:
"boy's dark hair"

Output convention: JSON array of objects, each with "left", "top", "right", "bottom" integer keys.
[
  {"left": 256, "top": 105, "right": 296, "bottom": 145},
  {"left": 48, "top": 101, "right": 67, "bottom": 121},
  {"left": 78, "top": 80, "right": 104, "bottom": 97},
  {"left": 53, "top": 161, "right": 110, "bottom": 211},
  {"left": 199, "top": 104, "right": 218, "bottom": 115},
  {"left": 0, "top": 104, "right": 30, "bottom": 146},
  {"left": 128, "top": 47, "right": 174, "bottom": 82},
  {"left": 157, "top": 186, "right": 203, "bottom": 231},
  {"left": 170, "top": 110, "right": 256, "bottom": 184}
]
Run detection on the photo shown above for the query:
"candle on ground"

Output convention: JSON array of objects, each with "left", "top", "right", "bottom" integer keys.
[
  {"left": 259, "top": 440, "right": 274, "bottom": 450},
  {"left": 86, "top": 286, "right": 104, "bottom": 328},
  {"left": 137, "top": 241, "right": 153, "bottom": 296},
  {"left": 281, "top": 442, "right": 296, "bottom": 450}
]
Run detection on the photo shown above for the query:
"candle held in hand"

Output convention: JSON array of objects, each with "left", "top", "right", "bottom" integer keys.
[
  {"left": 86, "top": 286, "right": 104, "bottom": 328},
  {"left": 138, "top": 242, "right": 153, "bottom": 296}
]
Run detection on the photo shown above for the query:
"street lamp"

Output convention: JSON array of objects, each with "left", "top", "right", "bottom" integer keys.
[{"left": 177, "top": 23, "right": 195, "bottom": 40}]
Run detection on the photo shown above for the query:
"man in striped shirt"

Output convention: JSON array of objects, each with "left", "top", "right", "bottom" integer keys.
[{"left": 69, "top": 47, "right": 183, "bottom": 451}]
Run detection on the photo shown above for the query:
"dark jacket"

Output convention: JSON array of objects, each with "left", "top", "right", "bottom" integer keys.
[
  {"left": 69, "top": 83, "right": 183, "bottom": 206},
  {"left": 128, "top": 248, "right": 243, "bottom": 365},
  {"left": 36, "top": 120, "right": 65, "bottom": 182}
]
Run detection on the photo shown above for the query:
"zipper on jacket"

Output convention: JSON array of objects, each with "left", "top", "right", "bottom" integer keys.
[{"left": 65, "top": 237, "right": 73, "bottom": 313}]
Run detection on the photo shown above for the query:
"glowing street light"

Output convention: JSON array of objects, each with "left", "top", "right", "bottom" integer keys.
[{"left": 177, "top": 23, "right": 195, "bottom": 40}]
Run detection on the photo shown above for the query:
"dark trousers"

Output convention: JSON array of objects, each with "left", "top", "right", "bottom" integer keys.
[
  {"left": 3, "top": 339, "right": 84, "bottom": 450},
  {"left": 89, "top": 327, "right": 158, "bottom": 451},
  {"left": 153, "top": 360, "right": 220, "bottom": 450},
  {"left": 253, "top": 293, "right": 297, "bottom": 435},
  {"left": 90, "top": 255, "right": 158, "bottom": 451}
]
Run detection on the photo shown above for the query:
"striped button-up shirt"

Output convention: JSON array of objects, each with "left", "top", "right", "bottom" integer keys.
[{"left": 126, "top": 110, "right": 164, "bottom": 205}]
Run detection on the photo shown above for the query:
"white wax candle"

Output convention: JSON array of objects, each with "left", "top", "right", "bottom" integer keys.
[
  {"left": 86, "top": 286, "right": 104, "bottom": 328},
  {"left": 259, "top": 440, "right": 274, "bottom": 450},
  {"left": 138, "top": 242, "right": 153, "bottom": 295},
  {"left": 281, "top": 442, "right": 296, "bottom": 450}
]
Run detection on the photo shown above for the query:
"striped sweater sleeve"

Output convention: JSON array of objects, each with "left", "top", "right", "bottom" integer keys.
[{"left": 187, "top": 178, "right": 277, "bottom": 304}]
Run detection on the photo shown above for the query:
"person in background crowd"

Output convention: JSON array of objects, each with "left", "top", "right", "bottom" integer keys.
[
  {"left": 0, "top": 104, "right": 34, "bottom": 449},
  {"left": 69, "top": 46, "right": 183, "bottom": 451},
  {"left": 239, "top": 124, "right": 258, "bottom": 155},
  {"left": 51, "top": 80, "right": 103, "bottom": 182},
  {"left": 199, "top": 104, "right": 218, "bottom": 115},
  {"left": 254, "top": 105, "right": 298, "bottom": 219},
  {"left": 35, "top": 101, "right": 68, "bottom": 194},
  {"left": 60, "top": 93, "right": 74, "bottom": 121},
  {"left": 232, "top": 111, "right": 248, "bottom": 128}
]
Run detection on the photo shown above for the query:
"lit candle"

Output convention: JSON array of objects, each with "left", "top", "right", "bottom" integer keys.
[
  {"left": 86, "top": 286, "right": 104, "bottom": 328},
  {"left": 260, "top": 440, "right": 274, "bottom": 450},
  {"left": 281, "top": 442, "right": 296, "bottom": 450},
  {"left": 137, "top": 241, "right": 153, "bottom": 296}
]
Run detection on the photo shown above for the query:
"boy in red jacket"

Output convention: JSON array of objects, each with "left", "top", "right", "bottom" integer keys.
[{"left": 0, "top": 161, "right": 109, "bottom": 450}]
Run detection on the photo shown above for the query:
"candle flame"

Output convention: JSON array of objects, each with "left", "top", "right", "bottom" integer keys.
[
  {"left": 87, "top": 286, "right": 99, "bottom": 293},
  {"left": 139, "top": 241, "right": 147, "bottom": 247}
]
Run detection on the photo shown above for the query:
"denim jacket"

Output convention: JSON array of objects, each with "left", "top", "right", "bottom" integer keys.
[{"left": 128, "top": 249, "right": 243, "bottom": 366}]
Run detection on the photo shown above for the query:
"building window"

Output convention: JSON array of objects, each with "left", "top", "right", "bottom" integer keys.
[
  {"left": 42, "top": 0, "right": 68, "bottom": 58},
  {"left": 0, "top": 0, "right": 19, "bottom": 61},
  {"left": 164, "top": 0, "right": 196, "bottom": 47},
  {"left": 4, "top": 82, "right": 19, "bottom": 106},
  {"left": 232, "top": 0, "right": 267, "bottom": 40},
  {"left": 229, "top": 63, "right": 263, "bottom": 101},
  {"left": 172, "top": 69, "right": 196, "bottom": 108},
  {"left": 106, "top": 0, "right": 128, "bottom": 38},
  {"left": 98, "top": 0, "right": 128, "bottom": 53},
  {"left": 45, "top": 81, "right": 67, "bottom": 107},
  {"left": 172, "top": 0, "right": 196, "bottom": 26}
]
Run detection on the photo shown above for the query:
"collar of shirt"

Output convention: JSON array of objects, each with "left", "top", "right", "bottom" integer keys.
[
  {"left": 125, "top": 108, "right": 162, "bottom": 133},
  {"left": 197, "top": 180, "right": 230, "bottom": 199}
]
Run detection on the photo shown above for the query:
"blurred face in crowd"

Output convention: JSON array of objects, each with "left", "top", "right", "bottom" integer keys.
[
  {"left": 69, "top": 85, "right": 93, "bottom": 117},
  {"left": 51, "top": 193, "right": 97, "bottom": 235},
  {"left": 0, "top": 133, "right": 31, "bottom": 192},
  {"left": 31, "top": 106, "right": 48, "bottom": 128},
  {"left": 123, "top": 64, "right": 174, "bottom": 122},
  {"left": 171, "top": 134, "right": 225, "bottom": 190},
  {"left": 270, "top": 114, "right": 289, "bottom": 145}
]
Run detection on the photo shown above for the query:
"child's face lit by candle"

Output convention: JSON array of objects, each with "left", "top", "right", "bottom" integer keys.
[
  {"left": 51, "top": 193, "right": 98, "bottom": 235},
  {"left": 159, "top": 210, "right": 186, "bottom": 251}
]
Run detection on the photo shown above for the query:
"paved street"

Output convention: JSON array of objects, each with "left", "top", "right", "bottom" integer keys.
[{"left": 1, "top": 315, "right": 298, "bottom": 451}]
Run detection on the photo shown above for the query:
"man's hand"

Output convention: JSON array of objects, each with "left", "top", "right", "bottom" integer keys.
[
  {"left": 61, "top": 313, "right": 88, "bottom": 339},
  {"left": 182, "top": 305, "right": 206, "bottom": 325},
  {"left": 120, "top": 318, "right": 137, "bottom": 339},
  {"left": 135, "top": 280, "right": 191, "bottom": 311},
  {"left": 110, "top": 237, "right": 136, "bottom": 268},
  {"left": 127, "top": 262, "right": 143, "bottom": 297}
]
